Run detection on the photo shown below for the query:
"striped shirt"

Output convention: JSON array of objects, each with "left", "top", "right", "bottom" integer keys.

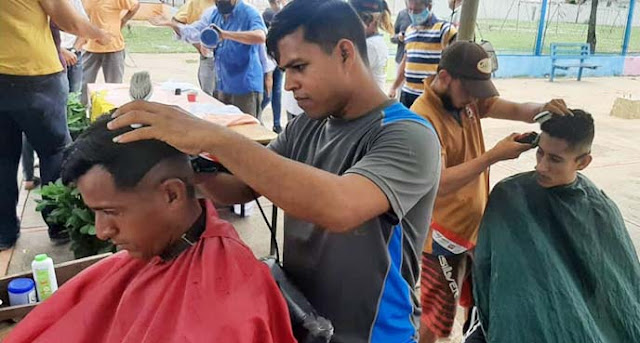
[{"left": 402, "top": 16, "right": 457, "bottom": 96}]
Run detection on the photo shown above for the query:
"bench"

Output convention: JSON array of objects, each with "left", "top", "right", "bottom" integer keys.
[{"left": 550, "top": 43, "right": 599, "bottom": 82}]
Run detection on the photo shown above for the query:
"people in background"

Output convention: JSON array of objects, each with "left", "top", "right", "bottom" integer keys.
[
  {"left": 82, "top": 0, "right": 140, "bottom": 103},
  {"left": 390, "top": 8, "right": 411, "bottom": 87},
  {"left": 261, "top": 0, "right": 285, "bottom": 133},
  {"left": 171, "top": 0, "right": 216, "bottom": 96},
  {"left": 0, "top": 0, "right": 111, "bottom": 249},
  {"left": 389, "top": 0, "right": 457, "bottom": 108},
  {"left": 350, "top": 0, "right": 395, "bottom": 91}
]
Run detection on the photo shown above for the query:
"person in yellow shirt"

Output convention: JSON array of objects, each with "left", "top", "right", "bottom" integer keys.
[
  {"left": 172, "top": 0, "right": 216, "bottom": 96},
  {"left": 82, "top": 0, "right": 140, "bottom": 103},
  {"left": 0, "top": 0, "right": 110, "bottom": 249}
]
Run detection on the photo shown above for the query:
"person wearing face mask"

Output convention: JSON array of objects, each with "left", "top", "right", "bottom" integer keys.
[
  {"left": 388, "top": 0, "right": 457, "bottom": 108},
  {"left": 349, "top": 0, "right": 394, "bottom": 91},
  {"left": 152, "top": 0, "right": 267, "bottom": 119},
  {"left": 409, "top": 41, "right": 573, "bottom": 343}
]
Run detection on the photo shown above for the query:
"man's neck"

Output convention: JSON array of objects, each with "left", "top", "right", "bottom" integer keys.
[
  {"left": 173, "top": 201, "right": 204, "bottom": 241},
  {"left": 338, "top": 76, "right": 390, "bottom": 121},
  {"left": 158, "top": 201, "right": 205, "bottom": 261}
]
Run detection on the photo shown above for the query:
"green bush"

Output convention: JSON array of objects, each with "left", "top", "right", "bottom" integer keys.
[
  {"left": 67, "top": 92, "right": 90, "bottom": 140},
  {"left": 36, "top": 180, "right": 115, "bottom": 259}
]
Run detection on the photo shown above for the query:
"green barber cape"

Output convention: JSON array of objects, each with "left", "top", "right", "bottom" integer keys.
[{"left": 473, "top": 172, "right": 640, "bottom": 343}]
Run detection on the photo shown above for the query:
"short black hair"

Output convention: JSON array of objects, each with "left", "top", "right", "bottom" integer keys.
[
  {"left": 266, "top": 0, "right": 368, "bottom": 65},
  {"left": 61, "top": 114, "right": 190, "bottom": 191},
  {"left": 541, "top": 109, "right": 595, "bottom": 153}
]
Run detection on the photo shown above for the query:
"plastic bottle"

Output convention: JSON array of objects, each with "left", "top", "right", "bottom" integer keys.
[
  {"left": 8, "top": 278, "right": 37, "bottom": 306},
  {"left": 31, "top": 254, "right": 58, "bottom": 302}
]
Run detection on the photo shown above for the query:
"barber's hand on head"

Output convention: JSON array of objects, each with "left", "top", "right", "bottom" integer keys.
[
  {"left": 61, "top": 49, "right": 78, "bottom": 66},
  {"left": 488, "top": 133, "right": 534, "bottom": 162},
  {"left": 108, "top": 100, "right": 220, "bottom": 155},
  {"left": 541, "top": 98, "right": 572, "bottom": 116}
]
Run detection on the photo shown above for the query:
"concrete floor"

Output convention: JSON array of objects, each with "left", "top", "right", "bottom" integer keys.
[{"left": 5, "top": 54, "right": 640, "bottom": 342}]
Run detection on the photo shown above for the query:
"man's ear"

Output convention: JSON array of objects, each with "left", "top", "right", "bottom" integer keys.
[
  {"left": 159, "top": 178, "right": 190, "bottom": 208},
  {"left": 576, "top": 153, "right": 592, "bottom": 171},
  {"left": 335, "top": 39, "right": 357, "bottom": 68},
  {"left": 437, "top": 69, "right": 453, "bottom": 86}
]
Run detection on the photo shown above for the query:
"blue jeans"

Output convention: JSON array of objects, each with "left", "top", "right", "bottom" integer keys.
[
  {"left": 198, "top": 55, "right": 216, "bottom": 96},
  {"left": 67, "top": 52, "right": 83, "bottom": 93},
  {"left": 261, "top": 67, "right": 283, "bottom": 128},
  {"left": 0, "top": 72, "right": 71, "bottom": 245}
]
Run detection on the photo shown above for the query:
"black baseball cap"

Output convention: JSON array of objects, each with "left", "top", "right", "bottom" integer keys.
[{"left": 439, "top": 41, "right": 499, "bottom": 99}]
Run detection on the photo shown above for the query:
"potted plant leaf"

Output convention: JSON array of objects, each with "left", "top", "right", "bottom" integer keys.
[
  {"left": 36, "top": 180, "right": 115, "bottom": 259},
  {"left": 66, "top": 92, "right": 90, "bottom": 141}
]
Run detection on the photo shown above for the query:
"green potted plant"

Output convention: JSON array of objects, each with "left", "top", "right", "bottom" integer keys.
[
  {"left": 36, "top": 180, "right": 115, "bottom": 259},
  {"left": 66, "top": 92, "right": 90, "bottom": 140}
]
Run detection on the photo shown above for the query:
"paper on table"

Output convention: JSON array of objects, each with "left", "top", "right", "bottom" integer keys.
[
  {"left": 160, "top": 81, "right": 199, "bottom": 92},
  {"left": 188, "top": 103, "right": 244, "bottom": 118}
]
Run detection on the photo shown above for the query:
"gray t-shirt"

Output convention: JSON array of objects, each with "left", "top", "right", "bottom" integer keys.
[{"left": 268, "top": 100, "right": 441, "bottom": 343}]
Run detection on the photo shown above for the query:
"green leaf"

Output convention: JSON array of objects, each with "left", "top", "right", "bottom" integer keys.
[
  {"left": 72, "top": 208, "right": 93, "bottom": 223},
  {"left": 79, "top": 224, "right": 91, "bottom": 234},
  {"left": 87, "top": 225, "right": 96, "bottom": 235}
]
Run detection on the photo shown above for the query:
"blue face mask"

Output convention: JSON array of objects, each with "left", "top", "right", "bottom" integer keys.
[{"left": 409, "top": 8, "right": 430, "bottom": 25}]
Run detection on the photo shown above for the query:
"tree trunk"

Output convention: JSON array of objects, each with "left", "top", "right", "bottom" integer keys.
[{"left": 587, "top": 0, "right": 598, "bottom": 52}]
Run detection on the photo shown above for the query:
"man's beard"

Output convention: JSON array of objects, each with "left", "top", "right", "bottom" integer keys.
[{"left": 440, "top": 92, "right": 463, "bottom": 112}]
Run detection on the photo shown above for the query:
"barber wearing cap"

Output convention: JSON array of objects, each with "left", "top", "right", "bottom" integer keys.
[{"left": 410, "top": 41, "right": 571, "bottom": 343}]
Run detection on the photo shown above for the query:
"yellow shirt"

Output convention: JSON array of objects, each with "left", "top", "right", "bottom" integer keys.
[
  {"left": 84, "top": 0, "right": 138, "bottom": 53},
  {"left": 0, "top": 0, "right": 63, "bottom": 76},
  {"left": 411, "top": 76, "right": 497, "bottom": 254},
  {"left": 173, "top": 0, "right": 215, "bottom": 24}
]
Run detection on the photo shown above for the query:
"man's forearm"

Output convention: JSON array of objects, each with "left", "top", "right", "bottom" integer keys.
[
  {"left": 438, "top": 153, "right": 496, "bottom": 197},
  {"left": 487, "top": 99, "right": 543, "bottom": 123},
  {"left": 201, "top": 128, "right": 367, "bottom": 232},
  {"left": 196, "top": 173, "right": 256, "bottom": 205},
  {"left": 222, "top": 30, "right": 266, "bottom": 45},
  {"left": 121, "top": 4, "right": 141, "bottom": 28},
  {"left": 40, "top": 0, "right": 105, "bottom": 40}
]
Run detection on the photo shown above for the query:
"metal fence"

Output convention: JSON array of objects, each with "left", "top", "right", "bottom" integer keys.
[{"left": 388, "top": 0, "right": 639, "bottom": 55}]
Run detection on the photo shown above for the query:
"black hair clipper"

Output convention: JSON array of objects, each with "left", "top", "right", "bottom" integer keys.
[
  {"left": 515, "top": 132, "right": 540, "bottom": 146},
  {"left": 190, "top": 156, "right": 230, "bottom": 174}
]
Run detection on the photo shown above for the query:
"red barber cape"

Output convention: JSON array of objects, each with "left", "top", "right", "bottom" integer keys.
[{"left": 5, "top": 201, "right": 297, "bottom": 343}]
